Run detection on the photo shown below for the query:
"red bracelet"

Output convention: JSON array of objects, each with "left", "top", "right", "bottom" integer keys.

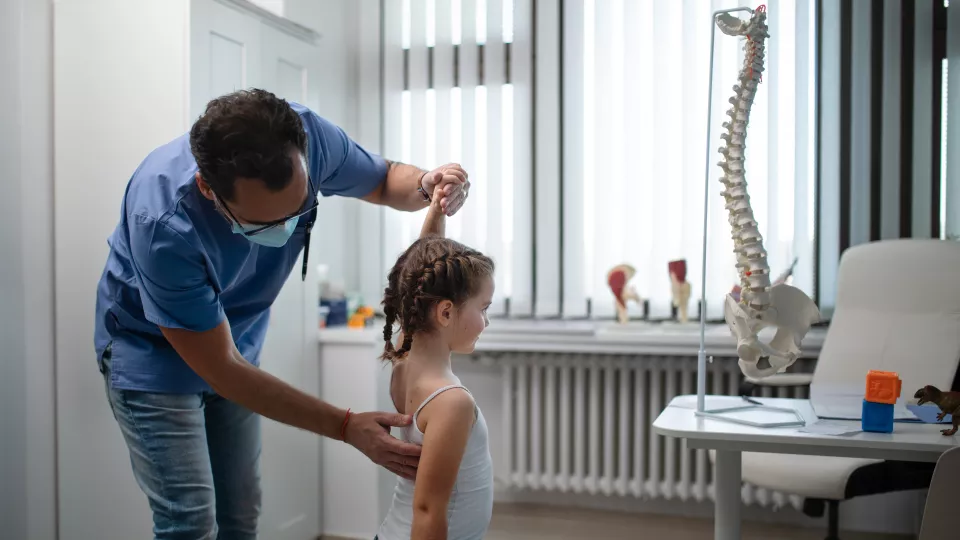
[{"left": 340, "top": 408, "right": 352, "bottom": 441}]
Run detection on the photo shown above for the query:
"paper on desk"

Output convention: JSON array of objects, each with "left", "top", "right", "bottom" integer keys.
[
  {"left": 810, "top": 384, "right": 920, "bottom": 422},
  {"left": 906, "top": 404, "right": 953, "bottom": 424},
  {"left": 797, "top": 420, "right": 862, "bottom": 436}
]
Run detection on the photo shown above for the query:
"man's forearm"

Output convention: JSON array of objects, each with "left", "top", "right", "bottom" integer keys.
[
  {"left": 378, "top": 159, "right": 430, "bottom": 212},
  {"left": 213, "top": 351, "right": 347, "bottom": 439}
]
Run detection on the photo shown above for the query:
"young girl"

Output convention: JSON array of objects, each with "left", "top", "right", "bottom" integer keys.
[{"left": 375, "top": 187, "right": 495, "bottom": 540}]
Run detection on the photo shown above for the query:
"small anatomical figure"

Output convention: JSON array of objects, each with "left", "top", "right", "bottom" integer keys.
[
  {"left": 668, "top": 260, "right": 692, "bottom": 323},
  {"left": 607, "top": 264, "right": 642, "bottom": 324}
]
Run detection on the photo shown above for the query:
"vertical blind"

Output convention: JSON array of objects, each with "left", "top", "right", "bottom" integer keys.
[
  {"left": 381, "top": 0, "right": 533, "bottom": 317},
  {"left": 948, "top": 0, "right": 959, "bottom": 240},
  {"left": 375, "top": 0, "right": 955, "bottom": 321},
  {"left": 558, "top": 0, "right": 818, "bottom": 320},
  {"left": 816, "top": 0, "right": 955, "bottom": 316}
]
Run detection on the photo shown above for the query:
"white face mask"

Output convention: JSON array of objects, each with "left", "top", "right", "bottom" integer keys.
[{"left": 231, "top": 217, "right": 298, "bottom": 248}]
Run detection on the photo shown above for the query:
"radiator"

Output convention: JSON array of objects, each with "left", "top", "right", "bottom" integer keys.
[{"left": 498, "top": 352, "right": 817, "bottom": 511}]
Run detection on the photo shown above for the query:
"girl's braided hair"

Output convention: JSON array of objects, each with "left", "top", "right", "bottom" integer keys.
[{"left": 380, "top": 235, "right": 494, "bottom": 363}]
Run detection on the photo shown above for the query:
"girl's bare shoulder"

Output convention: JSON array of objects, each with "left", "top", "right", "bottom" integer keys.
[{"left": 407, "top": 375, "right": 462, "bottom": 415}]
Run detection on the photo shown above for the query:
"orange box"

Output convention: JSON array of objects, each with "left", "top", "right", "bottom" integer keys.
[{"left": 865, "top": 370, "right": 902, "bottom": 404}]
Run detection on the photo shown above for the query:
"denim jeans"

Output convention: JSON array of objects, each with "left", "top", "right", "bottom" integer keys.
[{"left": 101, "top": 349, "right": 262, "bottom": 539}]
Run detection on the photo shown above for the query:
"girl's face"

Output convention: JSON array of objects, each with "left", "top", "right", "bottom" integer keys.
[{"left": 449, "top": 274, "right": 494, "bottom": 354}]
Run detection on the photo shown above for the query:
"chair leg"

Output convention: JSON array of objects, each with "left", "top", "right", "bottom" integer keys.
[{"left": 825, "top": 500, "right": 840, "bottom": 540}]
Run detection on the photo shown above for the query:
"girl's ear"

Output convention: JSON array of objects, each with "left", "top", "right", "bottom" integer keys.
[{"left": 435, "top": 299, "right": 455, "bottom": 328}]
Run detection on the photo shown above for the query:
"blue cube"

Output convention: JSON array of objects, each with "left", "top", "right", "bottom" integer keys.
[{"left": 862, "top": 399, "right": 894, "bottom": 433}]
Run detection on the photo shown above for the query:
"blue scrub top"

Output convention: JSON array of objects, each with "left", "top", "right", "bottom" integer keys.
[{"left": 94, "top": 103, "right": 387, "bottom": 393}]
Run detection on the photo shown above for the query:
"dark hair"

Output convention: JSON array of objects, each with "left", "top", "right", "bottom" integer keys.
[
  {"left": 189, "top": 89, "right": 307, "bottom": 201},
  {"left": 380, "top": 236, "right": 495, "bottom": 363}
]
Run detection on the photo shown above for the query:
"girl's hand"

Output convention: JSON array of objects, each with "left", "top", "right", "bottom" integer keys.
[{"left": 419, "top": 163, "right": 469, "bottom": 216}]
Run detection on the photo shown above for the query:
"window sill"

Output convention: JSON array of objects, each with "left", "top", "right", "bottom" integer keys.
[{"left": 318, "top": 319, "right": 827, "bottom": 357}]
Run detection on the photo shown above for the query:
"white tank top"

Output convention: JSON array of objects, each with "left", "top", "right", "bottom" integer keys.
[{"left": 376, "top": 384, "right": 494, "bottom": 540}]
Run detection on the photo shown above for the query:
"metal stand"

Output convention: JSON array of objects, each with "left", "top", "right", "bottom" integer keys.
[{"left": 694, "top": 6, "right": 804, "bottom": 429}]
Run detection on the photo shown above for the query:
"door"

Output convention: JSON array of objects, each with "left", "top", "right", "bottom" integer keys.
[
  {"left": 190, "top": 0, "right": 263, "bottom": 118},
  {"left": 250, "top": 22, "right": 324, "bottom": 540}
]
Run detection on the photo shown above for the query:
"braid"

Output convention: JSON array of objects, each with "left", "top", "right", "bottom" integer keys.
[
  {"left": 396, "top": 268, "right": 426, "bottom": 357},
  {"left": 379, "top": 249, "right": 407, "bottom": 363},
  {"left": 380, "top": 302, "right": 399, "bottom": 362}
]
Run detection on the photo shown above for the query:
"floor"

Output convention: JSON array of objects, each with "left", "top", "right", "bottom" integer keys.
[{"left": 485, "top": 503, "right": 914, "bottom": 540}]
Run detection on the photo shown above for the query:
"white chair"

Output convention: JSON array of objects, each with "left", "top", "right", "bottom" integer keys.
[
  {"left": 737, "top": 238, "right": 960, "bottom": 540},
  {"left": 918, "top": 445, "right": 960, "bottom": 539}
]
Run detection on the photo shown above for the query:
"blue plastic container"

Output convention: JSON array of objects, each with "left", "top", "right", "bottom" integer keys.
[
  {"left": 861, "top": 399, "right": 894, "bottom": 433},
  {"left": 321, "top": 298, "right": 348, "bottom": 327}
]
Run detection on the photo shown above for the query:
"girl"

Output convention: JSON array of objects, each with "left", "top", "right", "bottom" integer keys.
[{"left": 375, "top": 186, "right": 495, "bottom": 540}]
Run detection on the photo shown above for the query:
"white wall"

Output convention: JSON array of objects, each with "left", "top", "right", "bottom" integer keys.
[
  {"left": 0, "top": 0, "right": 58, "bottom": 539},
  {"left": 293, "top": 0, "right": 369, "bottom": 297},
  {"left": 54, "top": 1, "right": 193, "bottom": 537}
]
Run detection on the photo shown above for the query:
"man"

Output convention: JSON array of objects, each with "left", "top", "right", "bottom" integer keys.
[{"left": 93, "top": 89, "right": 469, "bottom": 538}]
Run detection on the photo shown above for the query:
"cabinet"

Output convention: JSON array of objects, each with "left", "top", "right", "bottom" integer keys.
[
  {"left": 190, "top": 0, "right": 325, "bottom": 118},
  {"left": 54, "top": 1, "right": 330, "bottom": 538}
]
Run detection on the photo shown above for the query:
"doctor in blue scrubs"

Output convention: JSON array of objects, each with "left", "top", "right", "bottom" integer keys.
[{"left": 93, "top": 89, "right": 469, "bottom": 539}]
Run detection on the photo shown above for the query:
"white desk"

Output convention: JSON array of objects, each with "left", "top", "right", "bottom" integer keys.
[{"left": 652, "top": 395, "right": 958, "bottom": 540}]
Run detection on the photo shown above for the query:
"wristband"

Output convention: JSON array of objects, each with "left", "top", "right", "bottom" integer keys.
[
  {"left": 417, "top": 172, "right": 431, "bottom": 202},
  {"left": 340, "top": 408, "right": 352, "bottom": 441}
]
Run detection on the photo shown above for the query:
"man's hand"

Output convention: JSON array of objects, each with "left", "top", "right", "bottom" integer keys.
[
  {"left": 344, "top": 411, "right": 422, "bottom": 480},
  {"left": 420, "top": 163, "right": 470, "bottom": 216}
]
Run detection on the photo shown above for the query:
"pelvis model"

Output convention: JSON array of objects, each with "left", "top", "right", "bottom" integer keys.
[{"left": 715, "top": 5, "right": 820, "bottom": 379}]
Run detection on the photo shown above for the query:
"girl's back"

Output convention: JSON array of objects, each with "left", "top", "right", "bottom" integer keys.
[{"left": 377, "top": 363, "right": 494, "bottom": 540}]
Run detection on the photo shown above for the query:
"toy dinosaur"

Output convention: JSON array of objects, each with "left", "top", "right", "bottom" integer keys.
[{"left": 914, "top": 385, "right": 960, "bottom": 436}]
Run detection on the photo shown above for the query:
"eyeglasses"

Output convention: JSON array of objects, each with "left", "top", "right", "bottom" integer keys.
[
  {"left": 211, "top": 177, "right": 318, "bottom": 281},
  {"left": 213, "top": 177, "right": 319, "bottom": 237}
]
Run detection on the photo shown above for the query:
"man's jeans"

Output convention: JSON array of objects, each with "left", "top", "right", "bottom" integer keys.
[{"left": 101, "top": 350, "right": 262, "bottom": 539}]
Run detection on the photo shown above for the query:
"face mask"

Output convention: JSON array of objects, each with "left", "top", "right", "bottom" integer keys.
[{"left": 232, "top": 217, "right": 298, "bottom": 248}]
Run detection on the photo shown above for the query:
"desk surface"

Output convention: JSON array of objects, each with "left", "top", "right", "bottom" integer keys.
[{"left": 653, "top": 395, "right": 959, "bottom": 462}]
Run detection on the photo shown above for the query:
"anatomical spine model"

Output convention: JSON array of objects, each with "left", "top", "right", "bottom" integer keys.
[{"left": 715, "top": 5, "right": 821, "bottom": 379}]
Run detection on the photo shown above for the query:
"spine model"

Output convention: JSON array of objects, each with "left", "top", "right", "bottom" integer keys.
[
  {"left": 718, "top": 6, "right": 770, "bottom": 314},
  {"left": 714, "top": 5, "right": 821, "bottom": 379}
]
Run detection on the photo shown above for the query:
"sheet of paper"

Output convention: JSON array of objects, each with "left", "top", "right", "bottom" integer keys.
[
  {"left": 906, "top": 404, "right": 952, "bottom": 424},
  {"left": 797, "top": 420, "right": 862, "bottom": 436},
  {"left": 810, "top": 384, "right": 920, "bottom": 421}
]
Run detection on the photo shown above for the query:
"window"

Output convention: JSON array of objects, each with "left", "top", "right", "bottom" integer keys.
[
  {"left": 377, "top": 0, "right": 817, "bottom": 321},
  {"left": 380, "top": 0, "right": 533, "bottom": 317},
  {"left": 559, "top": 0, "right": 818, "bottom": 320}
]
